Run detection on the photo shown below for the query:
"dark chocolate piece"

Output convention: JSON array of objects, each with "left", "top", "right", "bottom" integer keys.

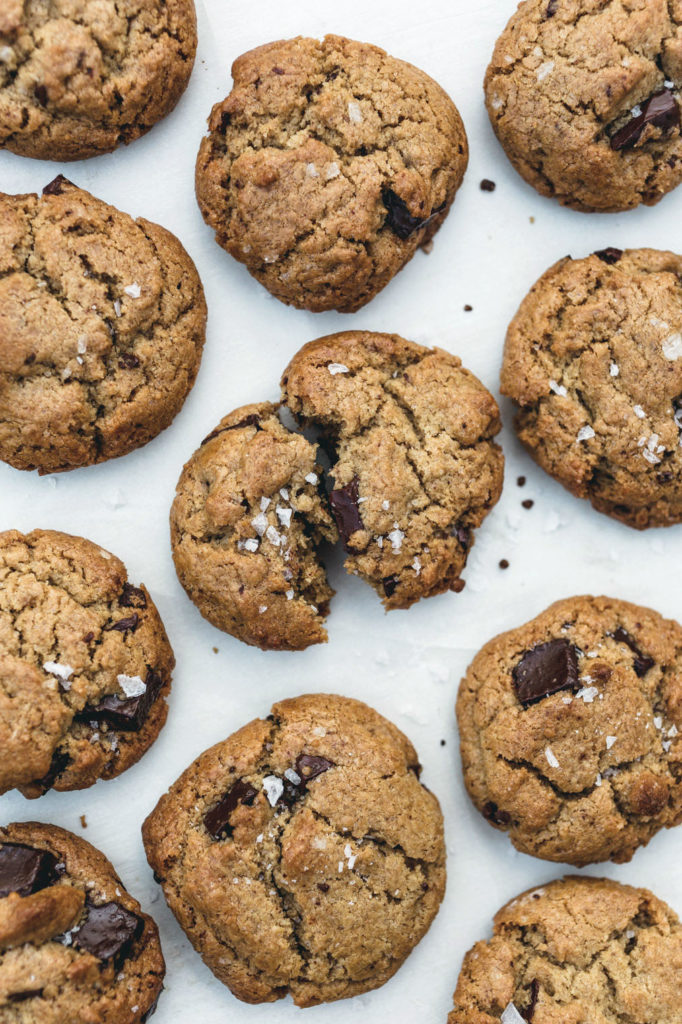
[
  {"left": 120, "top": 582, "right": 147, "bottom": 608},
  {"left": 34, "top": 749, "right": 70, "bottom": 792},
  {"left": 499, "top": 559, "right": 510, "bottom": 569},
  {"left": 612, "top": 627, "right": 655, "bottom": 677},
  {"left": 317, "top": 882, "right": 330, "bottom": 893},
  {"left": 204, "top": 779, "right": 258, "bottom": 839},
  {"left": 42, "top": 175, "right": 71, "bottom": 196},
  {"left": 202, "top": 414, "right": 261, "bottom": 446},
  {"left": 594, "top": 247, "right": 623, "bottom": 264},
  {"left": 524, "top": 979, "right": 540, "bottom": 1022},
  {"left": 295, "top": 754, "right": 335, "bottom": 783},
  {"left": 118, "top": 352, "right": 140, "bottom": 369},
  {"left": 0, "top": 844, "right": 59, "bottom": 898},
  {"left": 480, "top": 179, "right": 496, "bottom": 192},
  {"left": 77, "top": 669, "right": 163, "bottom": 731},
  {"left": 383, "top": 574, "right": 399, "bottom": 597},
  {"left": 482, "top": 802, "right": 511, "bottom": 827},
  {"left": 522, "top": 499, "right": 534, "bottom": 509},
  {"left": 611, "top": 90, "right": 680, "bottom": 151},
  {"left": 34, "top": 84, "right": 48, "bottom": 106},
  {"left": 141, "top": 992, "right": 162, "bottom": 1021},
  {"left": 329, "top": 476, "right": 364, "bottom": 549},
  {"left": 546, "top": 0, "right": 558, "bottom": 16},
  {"left": 513, "top": 639, "right": 580, "bottom": 706},
  {"left": 72, "top": 901, "right": 143, "bottom": 962},
  {"left": 381, "top": 187, "right": 445, "bottom": 240},
  {"left": 103, "top": 613, "right": 139, "bottom": 634},
  {"left": 452, "top": 524, "right": 471, "bottom": 548}
]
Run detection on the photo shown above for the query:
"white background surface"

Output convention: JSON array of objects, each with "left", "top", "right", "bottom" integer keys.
[{"left": 2, "top": 0, "right": 682, "bottom": 1020}]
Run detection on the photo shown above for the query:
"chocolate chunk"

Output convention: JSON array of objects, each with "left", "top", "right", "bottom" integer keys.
[
  {"left": 72, "top": 901, "right": 143, "bottom": 962},
  {"left": 201, "top": 414, "right": 261, "bottom": 446},
  {"left": 409, "top": 762, "right": 423, "bottom": 779},
  {"left": 611, "top": 90, "right": 680, "bottom": 151},
  {"left": 452, "top": 524, "right": 471, "bottom": 548},
  {"left": 34, "top": 84, "right": 48, "bottom": 106},
  {"left": 612, "top": 626, "right": 655, "bottom": 677},
  {"left": 204, "top": 779, "right": 258, "bottom": 839},
  {"left": 524, "top": 979, "right": 540, "bottom": 1022},
  {"left": 295, "top": 754, "right": 335, "bottom": 783},
  {"left": 381, "top": 187, "right": 445, "bottom": 240},
  {"left": 480, "top": 179, "right": 496, "bottom": 192},
  {"left": 594, "top": 247, "right": 623, "bottom": 264},
  {"left": 78, "top": 668, "right": 163, "bottom": 731},
  {"left": 329, "top": 476, "right": 364, "bottom": 549},
  {"left": 25, "top": 353, "right": 36, "bottom": 365},
  {"left": 517, "top": 476, "right": 526, "bottom": 487},
  {"left": 452, "top": 579, "right": 466, "bottom": 593},
  {"left": 0, "top": 844, "right": 59, "bottom": 898},
  {"left": 317, "top": 882, "right": 330, "bottom": 893},
  {"left": 382, "top": 574, "right": 399, "bottom": 597},
  {"left": 103, "top": 613, "right": 139, "bottom": 633},
  {"left": 513, "top": 639, "right": 580, "bottom": 706},
  {"left": 546, "top": 0, "right": 558, "bottom": 16},
  {"left": 482, "top": 802, "right": 511, "bottom": 827},
  {"left": 35, "top": 749, "right": 70, "bottom": 792},
  {"left": 120, "top": 582, "right": 147, "bottom": 608},
  {"left": 118, "top": 352, "right": 140, "bottom": 369},
  {"left": 42, "top": 175, "right": 72, "bottom": 197}
]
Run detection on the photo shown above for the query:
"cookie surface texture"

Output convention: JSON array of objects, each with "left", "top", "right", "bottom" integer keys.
[
  {"left": 0, "top": 821, "right": 165, "bottom": 1022},
  {"left": 457, "top": 594, "right": 682, "bottom": 865},
  {"left": 142, "top": 693, "right": 446, "bottom": 1006},
  {"left": 501, "top": 249, "right": 682, "bottom": 528},
  {"left": 0, "top": 0, "right": 197, "bottom": 160},
  {"left": 0, "top": 529, "right": 174, "bottom": 797},
  {"left": 485, "top": 0, "right": 682, "bottom": 212},
  {"left": 195, "top": 34, "right": 468, "bottom": 312},
  {"left": 282, "top": 331, "right": 504, "bottom": 608},
  {"left": 0, "top": 178, "right": 206, "bottom": 474},
  {"left": 448, "top": 876, "right": 682, "bottom": 1024}
]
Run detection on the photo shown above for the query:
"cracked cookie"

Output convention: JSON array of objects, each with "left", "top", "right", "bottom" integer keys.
[
  {"left": 0, "top": 528, "right": 174, "bottom": 797},
  {"left": 142, "top": 693, "right": 446, "bottom": 1007},
  {"left": 195, "top": 34, "right": 468, "bottom": 312},
  {"left": 0, "top": 821, "right": 165, "bottom": 1022},
  {"left": 170, "top": 402, "right": 336, "bottom": 651},
  {"left": 448, "top": 876, "right": 682, "bottom": 1024},
  {"left": 457, "top": 595, "right": 682, "bottom": 866},
  {"left": 485, "top": 0, "right": 682, "bottom": 212},
  {"left": 282, "top": 331, "right": 504, "bottom": 609},
  {"left": 501, "top": 249, "right": 682, "bottom": 528},
  {"left": 0, "top": 177, "right": 206, "bottom": 474},
  {"left": 0, "top": 0, "right": 197, "bottom": 161}
]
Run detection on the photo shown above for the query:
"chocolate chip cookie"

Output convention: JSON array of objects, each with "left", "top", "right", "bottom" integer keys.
[
  {"left": 195, "top": 34, "right": 468, "bottom": 312},
  {"left": 0, "top": 821, "right": 164, "bottom": 1022},
  {"left": 0, "top": 0, "right": 196, "bottom": 161},
  {"left": 282, "top": 331, "right": 504, "bottom": 609},
  {"left": 501, "top": 248, "right": 682, "bottom": 528},
  {"left": 448, "top": 876, "right": 682, "bottom": 1024},
  {"left": 170, "top": 402, "right": 336, "bottom": 651},
  {"left": 0, "top": 177, "right": 206, "bottom": 474},
  {"left": 0, "top": 529, "right": 174, "bottom": 798},
  {"left": 142, "top": 693, "right": 446, "bottom": 1007},
  {"left": 457, "top": 595, "right": 682, "bottom": 866},
  {"left": 485, "top": 0, "right": 682, "bottom": 212}
]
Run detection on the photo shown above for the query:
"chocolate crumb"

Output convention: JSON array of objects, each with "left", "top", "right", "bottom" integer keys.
[
  {"left": 452, "top": 579, "right": 466, "bottom": 593},
  {"left": 317, "top": 883, "right": 330, "bottom": 893},
  {"left": 499, "top": 559, "right": 510, "bottom": 569},
  {"left": 463, "top": 304, "right": 473, "bottom": 311},
  {"left": 517, "top": 476, "right": 526, "bottom": 486},
  {"left": 43, "top": 174, "right": 72, "bottom": 196},
  {"left": 522, "top": 499, "right": 534, "bottom": 510},
  {"left": 480, "top": 179, "right": 496, "bottom": 192},
  {"left": 594, "top": 247, "right": 623, "bottom": 264}
]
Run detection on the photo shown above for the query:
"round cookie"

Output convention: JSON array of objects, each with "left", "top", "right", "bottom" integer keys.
[
  {"left": 448, "top": 876, "right": 682, "bottom": 1024},
  {"left": 0, "top": 529, "right": 174, "bottom": 798},
  {"left": 0, "top": 177, "right": 206, "bottom": 474},
  {"left": 142, "top": 693, "right": 446, "bottom": 1007},
  {"left": 170, "top": 402, "right": 336, "bottom": 651},
  {"left": 485, "top": 0, "right": 682, "bottom": 212},
  {"left": 501, "top": 249, "right": 682, "bottom": 528},
  {"left": 0, "top": 821, "right": 164, "bottom": 1022},
  {"left": 457, "top": 595, "right": 682, "bottom": 866},
  {"left": 195, "top": 34, "right": 468, "bottom": 313},
  {"left": 0, "top": 0, "right": 197, "bottom": 161},
  {"left": 282, "top": 331, "right": 504, "bottom": 609}
]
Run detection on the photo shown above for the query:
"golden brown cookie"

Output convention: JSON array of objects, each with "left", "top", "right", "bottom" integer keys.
[
  {"left": 448, "top": 876, "right": 682, "bottom": 1024},
  {"left": 0, "top": 529, "right": 174, "bottom": 798},
  {"left": 282, "top": 331, "right": 504, "bottom": 609},
  {"left": 0, "top": 822, "right": 164, "bottom": 1022},
  {"left": 0, "top": 177, "right": 206, "bottom": 474},
  {"left": 457, "top": 595, "right": 682, "bottom": 866},
  {"left": 485, "top": 0, "right": 682, "bottom": 212},
  {"left": 195, "top": 34, "right": 468, "bottom": 312},
  {"left": 170, "top": 402, "right": 336, "bottom": 651},
  {"left": 142, "top": 693, "right": 446, "bottom": 1007},
  {"left": 0, "top": 0, "right": 197, "bottom": 161},
  {"left": 501, "top": 249, "right": 682, "bottom": 528}
]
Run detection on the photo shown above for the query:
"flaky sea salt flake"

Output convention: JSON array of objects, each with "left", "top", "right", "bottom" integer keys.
[
  {"left": 549, "top": 379, "right": 567, "bottom": 396},
  {"left": 545, "top": 746, "right": 559, "bottom": 768},
  {"left": 663, "top": 333, "right": 682, "bottom": 360},
  {"left": 576, "top": 425, "right": 595, "bottom": 442},
  {"left": 43, "top": 661, "right": 74, "bottom": 681},
  {"left": 328, "top": 363, "right": 349, "bottom": 375},
  {"left": 117, "top": 674, "right": 146, "bottom": 698},
  {"left": 124, "top": 282, "right": 141, "bottom": 298},
  {"left": 501, "top": 1003, "right": 527, "bottom": 1024},
  {"left": 262, "top": 776, "right": 283, "bottom": 806}
]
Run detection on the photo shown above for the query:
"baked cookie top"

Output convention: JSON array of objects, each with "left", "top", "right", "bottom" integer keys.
[
  {"left": 457, "top": 595, "right": 682, "bottom": 866},
  {"left": 0, "top": 529, "right": 174, "bottom": 798},
  {"left": 195, "top": 34, "right": 468, "bottom": 312},
  {"left": 142, "top": 693, "right": 446, "bottom": 1007},
  {"left": 448, "top": 876, "right": 682, "bottom": 1024},
  {"left": 485, "top": 0, "right": 682, "bottom": 212},
  {"left": 282, "top": 331, "right": 504, "bottom": 609},
  {"left": 501, "top": 249, "right": 682, "bottom": 528},
  {"left": 170, "top": 402, "right": 336, "bottom": 651},
  {"left": 0, "top": 177, "right": 206, "bottom": 474},
  {"left": 0, "top": 821, "right": 164, "bottom": 1023},
  {"left": 0, "top": 0, "right": 197, "bottom": 161}
]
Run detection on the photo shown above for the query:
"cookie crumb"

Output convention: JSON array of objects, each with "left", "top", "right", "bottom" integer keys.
[{"left": 80, "top": 815, "right": 87, "bottom": 829}]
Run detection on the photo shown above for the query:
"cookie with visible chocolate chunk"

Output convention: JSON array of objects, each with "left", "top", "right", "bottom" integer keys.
[
  {"left": 282, "top": 331, "right": 504, "bottom": 609},
  {"left": 457, "top": 595, "right": 682, "bottom": 866},
  {"left": 0, "top": 529, "right": 174, "bottom": 797},
  {"left": 142, "top": 693, "right": 445, "bottom": 1007},
  {"left": 448, "top": 876, "right": 682, "bottom": 1024},
  {"left": 485, "top": 0, "right": 682, "bottom": 212},
  {"left": 0, "top": 821, "right": 164, "bottom": 1022},
  {"left": 0, "top": 177, "right": 206, "bottom": 474},
  {"left": 170, "top": 402, "right": 337, "bottom": 651},
  {"left": 0, "top": 0, "right": 196, "bottom": 161},
  {"left": 501, "top": 249, "right": 682, "bottom": 528},
  {"left": 195, "top": 34, "right": 468, "bottom": 312}
]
